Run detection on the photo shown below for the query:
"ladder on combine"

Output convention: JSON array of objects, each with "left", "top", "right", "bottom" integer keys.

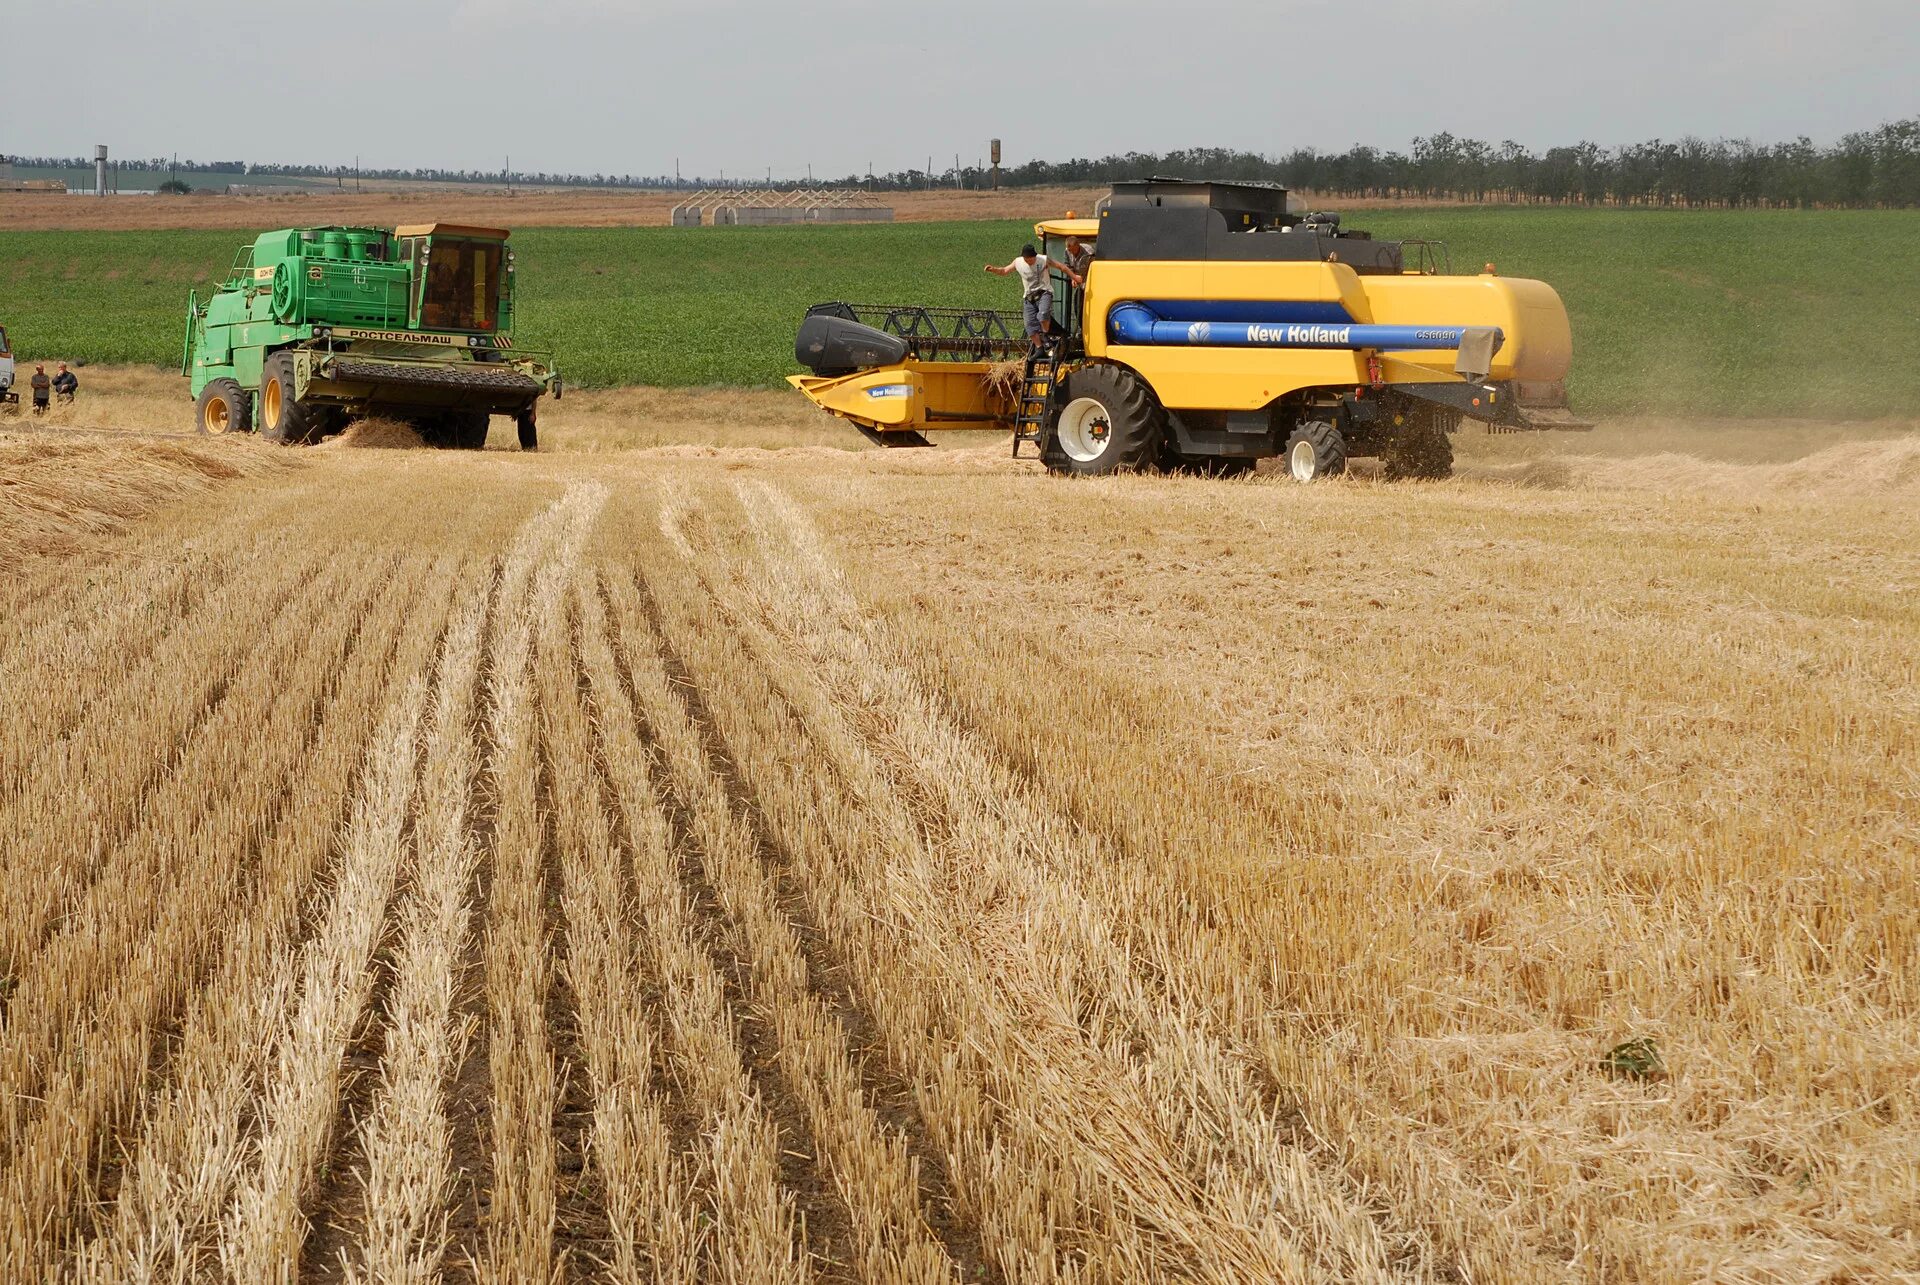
[{"left": 1012, "top": 344, "right": 1063, "bottom": 458}]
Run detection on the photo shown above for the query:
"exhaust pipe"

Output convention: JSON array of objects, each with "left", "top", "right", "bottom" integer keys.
[{"left": 1108, "top": 303, "right": 1499, "bottom": 353}]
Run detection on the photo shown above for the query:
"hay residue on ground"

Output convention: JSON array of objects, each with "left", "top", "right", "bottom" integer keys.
[
  {"left": 0, "top": 434, "right": 287, "bottom": 564},
  {"left": 320, "top": 417, "right": 427, "bottom": 450},
  {"left": 1462, "top": 436, "right": 1920, "bottom": 499}
]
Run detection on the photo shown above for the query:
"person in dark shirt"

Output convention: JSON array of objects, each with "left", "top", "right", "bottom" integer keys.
[
  {"left": 29, "top": 364, "right": 50, "bottom": 414},
  {"left": 51, "top": 363, "right": 78, "bottom": 403}
]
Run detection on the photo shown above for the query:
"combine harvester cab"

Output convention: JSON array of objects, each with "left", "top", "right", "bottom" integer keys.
[
  {"left": 791, "top": 178, "right": 1590, "bottom": 479},
  {"left": 182, "top": 223, "right": 559, "bottom": 448}
]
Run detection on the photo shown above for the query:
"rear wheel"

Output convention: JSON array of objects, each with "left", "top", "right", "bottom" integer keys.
[
  {"left": 194, "top": 378, "right": 250, "bottom": 436},
  {"left": 425, "top": 411, "right": 490, "bottom": 450},
  {"left": 1041, "top": 362, "right": 1164, "bottom": 476},
  {"left": 516, "top": 408, "right": 538, "bottom": 451},
  {"left": 258, "top": 353, "right": 324, "bottom": 444},
  {"left": 1284, "top": 420, "right": 1347, "bottom": 483},
  {"left": 1381, "top": 410, "right": 1456, "bottom": 480}
]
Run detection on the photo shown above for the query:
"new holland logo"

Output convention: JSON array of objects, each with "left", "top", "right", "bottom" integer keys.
[
  {"left": 1186, "top": 321, "right": 1212, "bottom": 343},
  {"left": 866, "top": 384, "right": 912, "bottom": 399},
  {"left": 1247, "top": 323, "right": 1352, "bottom": 345}
]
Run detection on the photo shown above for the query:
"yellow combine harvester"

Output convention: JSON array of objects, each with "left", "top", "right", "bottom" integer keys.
[{"left": 791, "top": 178, "right": 1589, "bottom": 479}]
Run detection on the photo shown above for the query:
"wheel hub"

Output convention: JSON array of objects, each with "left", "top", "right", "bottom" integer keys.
[
  {"left": 1290, "top": 438, "right": 1317, "bottom": 482},
  {"left": 1057, "top": 397, "right": 1116, "bottom": 463}
]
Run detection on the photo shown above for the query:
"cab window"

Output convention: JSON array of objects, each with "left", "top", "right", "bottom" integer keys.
[{"left": 420, "top": 238, "right": 503, "bottom": 331}]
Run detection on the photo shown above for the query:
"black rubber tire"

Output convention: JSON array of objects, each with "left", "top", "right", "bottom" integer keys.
[
  {"left": 1381, "top": 410, "right": 1456, "bottom": 480},
  {"left": 258, "top": 352, "right": 325, "bottom": 444},
  {"left": 516, "top": 409, "right": 538, "bottom": 451},
  {"left": 438, "top": 411, "right": 490, "bottom": 450},
  {"left": 1282, "top": 420, "right": 1347, "bottom": 483},
  {"left": 1040, "top": 362, "right": 1164, "bottom": 476},
  {"left": 1157, "top": 445, "right": 1255, "bottom": 478},
  {"left": 194, "top": 378, "right": 250, "bottom": 436}
]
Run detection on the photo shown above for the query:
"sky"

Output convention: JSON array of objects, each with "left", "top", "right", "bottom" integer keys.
[{"left": 7, "top": 0, "right": 1917, "bottom": 178}]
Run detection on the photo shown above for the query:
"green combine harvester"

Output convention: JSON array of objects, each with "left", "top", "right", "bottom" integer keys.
[{"left": 182, "top": 222, "right": 557, "bottom": 448}]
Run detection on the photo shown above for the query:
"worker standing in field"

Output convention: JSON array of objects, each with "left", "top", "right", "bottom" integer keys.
[
  {"left": 29, "top": 364, "right": 50, "bottom": 415},
  {"left": 51, "top": 363, "right": 78, "bottom": 404},
  {"left": 987, "top": 244, "right": 1080, "bottom": 349}
]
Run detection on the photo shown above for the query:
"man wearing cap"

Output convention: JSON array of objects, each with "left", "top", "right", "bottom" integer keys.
[{"left": 986, "top": 244, "right": 1081, "bottom": 350}]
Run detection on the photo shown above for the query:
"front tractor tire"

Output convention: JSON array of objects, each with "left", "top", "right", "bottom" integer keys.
[
  {"left": 258, "top": 352, "right": 326, "bottom": 445},
  {"left": 1284, "top": 420, "right": 1347, "bottom": 483},
  {"left": 516, "top": 408, "right": 538, "bottom": 451},
  {"left": 1041, "top": 362, "right": 1165, "bottom": 477},
  {"left": 1381, "top": 410, "right": 1456, "bottom": 481},
  {"left": 194, "top": 379, "right": 251, "bottom": 437}
]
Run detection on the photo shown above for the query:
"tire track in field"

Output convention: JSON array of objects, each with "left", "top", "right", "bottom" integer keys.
[
  {"left": 571, "top": 583, "right": 858, "bottom": 1282},
  {"left": 471, "top": 483, "right": 607, "bottom": 1284},
  {"left": 733, "top": 479, "right": 1439, "bottom": 1281},
  {"left": 646, "top": 491, "right": 1194, "bottom": 1278},
  {"left": 216, "top": 563, "right": 458, "bottom": 1284},
  {"left": 441, "top": 555, "right": 507, "bottom": 1285},
  {"left": 598, "top": 568, "right": 995, "bottom": 1285},
  {"left": 648, "top": 481, "right": 1415, "bottom": 1280},
  {"left": 534, "top": 609, "right": 614, "bottom": 1272},
  {"left": 544, "top": 571, "right": 708, "bottom": 1283},
  {"left": 295, "top": 571, "right": 494, "bottom": 1284}
]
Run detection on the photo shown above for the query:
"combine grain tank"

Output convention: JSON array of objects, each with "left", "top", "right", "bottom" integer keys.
[
  {"left": 791, "top": 178, "right": 1591, "bottom": 479},
  {"left": 182, "top": 223, "right": 559, "bottom": 448}
]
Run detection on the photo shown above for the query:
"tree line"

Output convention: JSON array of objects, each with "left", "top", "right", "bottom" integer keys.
[{"left": 10, "top": 120, "right": 1918, "bottom": 206}]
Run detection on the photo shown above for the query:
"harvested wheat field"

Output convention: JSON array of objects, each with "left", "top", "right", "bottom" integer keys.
[{"left": 1, "top": 405, "right": 1915, "bottom": 1284}]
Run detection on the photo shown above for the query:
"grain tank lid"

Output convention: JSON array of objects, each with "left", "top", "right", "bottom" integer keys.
[{"left": 393, "top": 223, "right": 512, "bottom": 240}]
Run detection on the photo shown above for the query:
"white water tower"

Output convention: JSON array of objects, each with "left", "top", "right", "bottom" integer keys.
[{"left": 95, "top": 145, "right": 108, "bottom": 196}]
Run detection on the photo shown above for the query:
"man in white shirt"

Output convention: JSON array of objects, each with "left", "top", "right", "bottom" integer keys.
[{"left": 986, "top": 243, "right": 1082, "bottom": 349}]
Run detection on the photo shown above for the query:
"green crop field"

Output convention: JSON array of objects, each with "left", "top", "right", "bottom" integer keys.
[{"left": 2, "top": 209, "right": 1915, "bottom": 418}]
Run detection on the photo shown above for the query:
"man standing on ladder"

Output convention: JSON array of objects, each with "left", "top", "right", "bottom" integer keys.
[{"left": 986, "top": 244, "right": 1080, "bottom": 351}]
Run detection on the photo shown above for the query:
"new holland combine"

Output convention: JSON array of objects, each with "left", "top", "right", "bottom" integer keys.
[
  {"left": 182, "top": 223, "right": 558, "bottom": 447},
  {"left": 792, "top": 178, "right": 1589, "bottom": 478}
]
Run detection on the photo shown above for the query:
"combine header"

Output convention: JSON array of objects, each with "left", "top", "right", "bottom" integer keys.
[
  {"left": 792, "top": 179, "right": 1590, "bottom": 479},
  {"left": 183, "top": 223, "right": 558, "bottom": 448}
]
